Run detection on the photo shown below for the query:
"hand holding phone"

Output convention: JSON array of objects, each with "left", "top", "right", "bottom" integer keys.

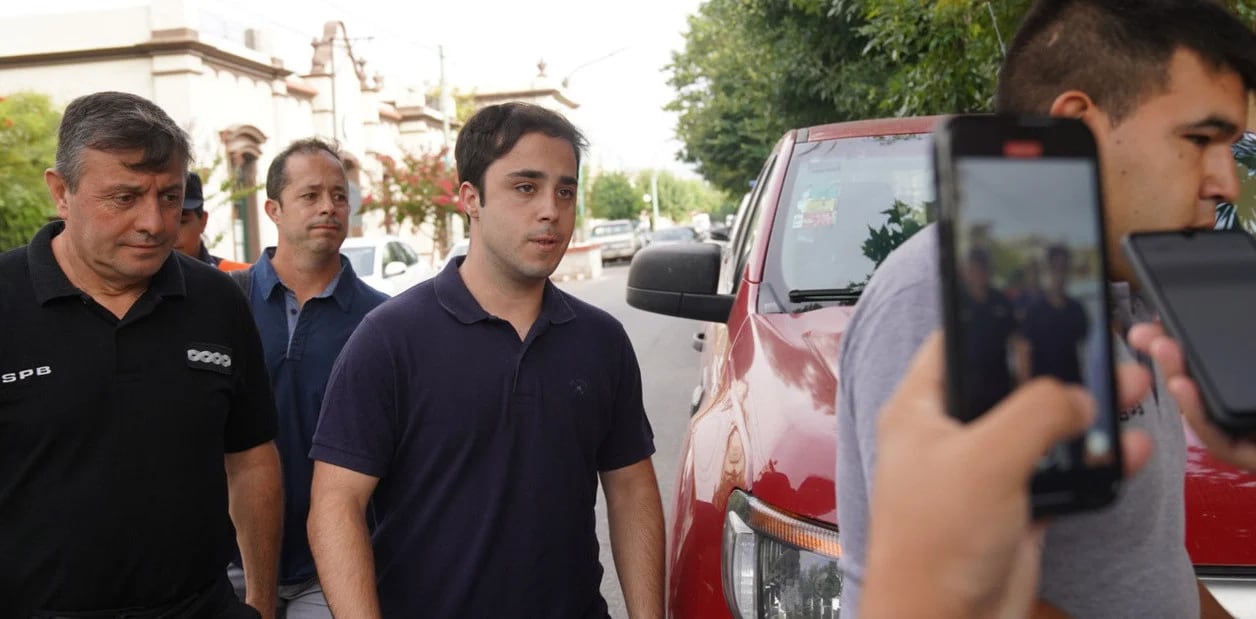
[
  {"left": 934, "top": 115, "right": 1124, "bottom": 517},
  {"left": 1124, "top": 230, "right": 1256, "bottom": 440},
  {"left": 1129, "top": 322, "right": 1256, "bottom": 472}
]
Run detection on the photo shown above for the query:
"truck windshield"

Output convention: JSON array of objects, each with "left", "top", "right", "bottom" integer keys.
[{"left": 761, "top": 133, "right": 933, "bottom": 314}]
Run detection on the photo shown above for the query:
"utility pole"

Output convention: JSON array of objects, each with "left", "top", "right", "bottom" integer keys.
[
  {"left": 328, "top": 34, "right": 339, "bottom": 142},
  {"left": 576, "top": 164, "right": 587, "bottom": 242},
  {"left": 439, "top": 44, "right": 453, "bottom": 168},
  {"left": 650, "top": 169, "right": 660, "bottom": 230}
]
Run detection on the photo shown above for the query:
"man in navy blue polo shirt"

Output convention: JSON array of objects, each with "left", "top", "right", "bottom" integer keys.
[
  {"left": 226, "top": 138, "right": 387, "bottom": 616},
  {"left": 308, "top": 102, "right": 664, "bottom": 618},
  {"left": 0, "top": 91, "right": 281, "bottom": 618}
]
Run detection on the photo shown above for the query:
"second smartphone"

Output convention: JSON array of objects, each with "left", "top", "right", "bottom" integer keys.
[
  {"left": 934, "top": 115, "right": 1123, "bottom": 517},
  {"left": 1123, "top": 229, "right": 1256, "bottom": 437}
]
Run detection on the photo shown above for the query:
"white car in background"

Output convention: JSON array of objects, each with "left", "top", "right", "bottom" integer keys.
[
  {"left": 589, "top": 219, "right": 640, "bottom": 263},
  {"left": 340, "top": 235, "right": 435, "bottom": 297},
  {"left": 437, "top": 237, "right": 470, "bottom": 271}
]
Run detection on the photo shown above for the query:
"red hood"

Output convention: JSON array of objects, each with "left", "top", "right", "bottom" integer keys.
[
  {"left": 1185, "top": 426, "right": 1256, "bottom": 566},
  {"left": 726, "top": 304, "right": 1256, "bottom": 568},
  {"left": 737, "top": 305, "right": 854, "bottom": 525}
]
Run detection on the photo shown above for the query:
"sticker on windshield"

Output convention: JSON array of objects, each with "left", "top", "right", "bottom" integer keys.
[{"left": 793, "top": 186, "right": 838, "bottom": 229}]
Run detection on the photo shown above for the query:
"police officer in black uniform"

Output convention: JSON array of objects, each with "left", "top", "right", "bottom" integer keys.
[{"left": 0, "top": 91, "right": 281, "bottom": 619}]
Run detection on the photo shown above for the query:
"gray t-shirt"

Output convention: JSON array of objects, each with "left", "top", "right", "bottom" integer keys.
[{"left": 835, "top": 225, "right": 1196, "bottom": 618}]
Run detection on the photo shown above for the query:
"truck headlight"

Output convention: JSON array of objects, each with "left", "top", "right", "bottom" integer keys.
[{"left": 722, "top": 489, "right": 843, "bottom": 618}]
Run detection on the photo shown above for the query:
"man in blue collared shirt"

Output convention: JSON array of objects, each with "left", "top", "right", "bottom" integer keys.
[{"left": 228, "top": 138, "right": 387, "bottom": 617}]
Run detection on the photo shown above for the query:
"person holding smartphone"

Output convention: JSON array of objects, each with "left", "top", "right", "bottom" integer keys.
[
  {"left": 859, "top": 333, "right": 1154, "bottom": 618},
  {"left": 1130, "top": 322, "right": 1256, "bottom": 472},
  {"left": 835, "top": 1, "right": 1256, "bottom": 617}
]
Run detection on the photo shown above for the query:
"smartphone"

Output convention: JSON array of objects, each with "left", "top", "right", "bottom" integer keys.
[
  {"left": 1123, "top": 229, "right": 1256, "bottom": 437},
  {"left": 934, "top": 115, "right": 1123, "bottom": 517}
]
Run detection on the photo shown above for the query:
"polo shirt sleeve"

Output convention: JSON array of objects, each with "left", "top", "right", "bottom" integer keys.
[
  {"left": 596, "top": 327, "right": 655, "bottom": 472},
  {"left": 309, "top": 316, "right": 395, "bottom": 478},
  {"left": 225, "top": 296, "right": 279, "bottom": 453}
]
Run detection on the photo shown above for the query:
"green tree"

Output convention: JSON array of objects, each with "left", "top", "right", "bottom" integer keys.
[
  {"left": 670, "top": 0, "right": 1256, "bottom": 193},
  {"left": 667, "top": 0, "right": 885, "bottom": 195},
  {"left": 587, "top": 171, "right": 641, "bottom": 221},
  {"left": 363, "top": 148, "right": 461, "bottom": 255},
  {"left": 857, "top": 0, "right": 1256, "bottom": 114},
  {"left": 635, "top": 170, "right": 732, "bottom": 223},
  {"left": 426, "top": 87, "right": 478, "bottom": 125},
  {"left": 861, "top": 199, "right": 926, "bottom": 269},
  {"left": 856, "top": 0, "right": 1028, "bottom": 116},
  {"left": 0, "top": 92, "right": 60, "bottom": 251}
]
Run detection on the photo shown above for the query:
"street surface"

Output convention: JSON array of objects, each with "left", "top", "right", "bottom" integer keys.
[{"left": 556, "top": 263, "right": 704, "bottom": 619}]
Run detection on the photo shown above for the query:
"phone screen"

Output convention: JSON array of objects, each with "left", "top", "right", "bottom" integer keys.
[
  {"left": 1130, "top": 232, "right": 1256, "bottom": 414},
  {"left": 950, "top": 156, "right": 1117, "bottom": 473}
]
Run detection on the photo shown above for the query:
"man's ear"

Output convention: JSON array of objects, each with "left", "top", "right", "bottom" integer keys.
[
  {"left": 44, "top": 169, "right": 71, "bottom": 220},
  {"left": 264, "top": 198, "right": 282, "bottom": 223},
  {"left": 459, "top": 181, "right": 481, "bottom": 220},
  {"left": 1049, "top": 90, "right": 1110, "bottom": 139}
]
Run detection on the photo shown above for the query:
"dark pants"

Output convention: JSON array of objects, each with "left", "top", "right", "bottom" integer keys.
[{"left": 32, "top": 574, "right": 259, "bottom": 619}]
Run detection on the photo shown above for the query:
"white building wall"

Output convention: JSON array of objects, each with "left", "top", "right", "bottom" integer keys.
[
  {"left": 0, "top": 8, "right": 152, "bottom": 56},
  {"left": 0, "top": 59, "right": 156, "bottom": 104},
  {"left": 0, "top": 0, "right": 459, "bottom": 265}
]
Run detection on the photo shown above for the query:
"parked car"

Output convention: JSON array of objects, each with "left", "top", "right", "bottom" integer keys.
[
  {"left": 589, "top": 219, "right": 641, "bottom": 263},
  {"left": 626, "top": 117, "right": 1256, "bottom": 618},
  {"left": 648, "top": 226, "right": 699, "bottom": 245},
  {"left": 340, "top": 235, "right": 434, "bottom": 297},
  {"left": 437, "top": 237, "right": 470, "bottom": 271}
]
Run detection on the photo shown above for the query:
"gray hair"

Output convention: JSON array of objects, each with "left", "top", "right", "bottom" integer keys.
[{"left": 55, "top": 91, "right": 192, "bottom": 191}]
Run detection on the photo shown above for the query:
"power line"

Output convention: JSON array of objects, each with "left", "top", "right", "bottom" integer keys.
[{"left": 312, "top": 0, "right": 442, "bottom": 54}]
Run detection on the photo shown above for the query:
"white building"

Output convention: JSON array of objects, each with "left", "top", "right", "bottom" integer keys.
[{"left": 0, "top": 0, "right": 469, "bottom": 262}]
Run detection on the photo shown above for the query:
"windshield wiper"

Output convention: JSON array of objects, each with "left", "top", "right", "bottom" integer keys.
[{"left": 788, "top": 288, "right": 864, "bottom": 304}]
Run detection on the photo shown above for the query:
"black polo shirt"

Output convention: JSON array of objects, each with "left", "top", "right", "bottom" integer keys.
[
  {"left": 1020, "top": 294, "right": 1089, "bottom": 383},
  {"left": 310, "top": 257, "right": 655, "bottom": 618},
  {"left": 959, "top": 285, "right": 1017, "bottom": 415},
  {"left": 0, "top": 222, "right": 277, "bottom": 615}
]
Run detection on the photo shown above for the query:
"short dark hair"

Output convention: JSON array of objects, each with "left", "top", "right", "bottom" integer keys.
[
  {"left": 266, "top": 137, "right": 343, "bottom": 201},
  {"left": 1046, "top": 244, "right": 1072, "bottom": 266},
  {"left": 454, "top": 102, "right": 587, "bottom": 201},
  {"left": 996, "top": 0, "right": 1256, "bottom": 123},
  {"left": 967, "top": 246, "right": 991, "bottom": 269},
  {"left": 55, "top": 91, "right": 191, "bottom": 191}
]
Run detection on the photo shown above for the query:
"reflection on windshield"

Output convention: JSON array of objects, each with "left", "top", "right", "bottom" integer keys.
[
  {"left": 342, "top": 246, "right": 375, "bottom": 276},
  {"left": 1218, "top": 131, "right": 1256, "bottom": 233},
  {"left": 764, "top": 134, "right": 932, "bottom": 313}
]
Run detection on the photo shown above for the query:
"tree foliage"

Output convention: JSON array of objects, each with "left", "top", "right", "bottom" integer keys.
[
  {"left": 667, "top": 0, "right": 883, "bottom": 195},
  {"left": 669, "top": 0, "right": 1256, "bottom": 194},
  {"left": 426, "top": 87, "right": 478, "bottom": 125},
  {"left": 856, "top": 0, "right": 1028, "bottom": 116},
  {"left": 587, "top": 171, "right": 641, "bottom": 221},
  {"left": 861, "top": 199, "right": 926, "bottom": 269},
  {"left": 586, "top": 168, "right": 732, "bottom": 225},
  {"left": 0, "top": 92, "right": 60, "bottom": 251},
  {"left": 363, "top": 148, "right": 460, "bottom": 254},
  {"left": 633, "top": 170, "right": 732, "bottom": 224}
]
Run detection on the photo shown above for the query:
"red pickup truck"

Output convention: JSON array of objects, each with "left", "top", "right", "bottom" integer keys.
[{"left": 626, "top": 117, "right": 1256, "bottom": 618}]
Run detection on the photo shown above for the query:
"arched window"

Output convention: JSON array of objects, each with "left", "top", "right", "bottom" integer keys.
[
  {"left": 339, "top": 151, "right": 366, "bottom": 236},
  {"left": 219, "top": 125, "right": 267, "bottom": 261}
]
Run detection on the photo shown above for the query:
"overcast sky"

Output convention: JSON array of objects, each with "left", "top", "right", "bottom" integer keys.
[
  {"left": 958, "top": 158, "right": 1103, "bottom": 247},
  {"left": 2, "top": 0, "right": 705, "bottom": 176}
]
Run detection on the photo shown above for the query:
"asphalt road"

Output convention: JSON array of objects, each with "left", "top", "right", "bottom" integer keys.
[{"left": 555, "top": 262, "right": 706, "bottom": 619}]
